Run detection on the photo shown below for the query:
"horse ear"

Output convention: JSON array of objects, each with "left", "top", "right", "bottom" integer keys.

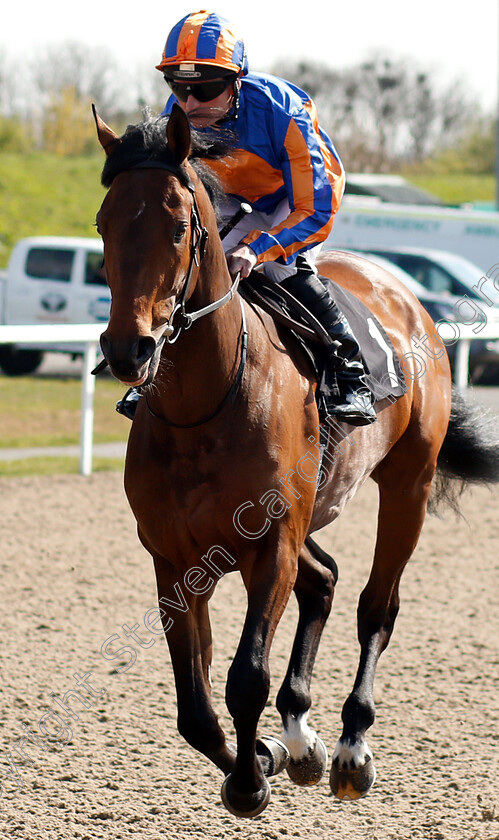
[
  {"left": 92, "top": 104, "right": 120, "bottom": 155},
  {"left": 166, "top": 103, "right": 192, "bottom": 163}
]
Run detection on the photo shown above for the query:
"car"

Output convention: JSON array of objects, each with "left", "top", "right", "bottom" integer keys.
[
  {"left": 0, "top": 236, "right": 107, "bottom": 375},
  {"left": 349, "top": 245, "right": 499, "bottom": 309},
  {"left": 338, "top": 249, "right": 499, "bottom": 385},
  {"left": 341, "top": 249, "right": 460, "bottom": 323}
]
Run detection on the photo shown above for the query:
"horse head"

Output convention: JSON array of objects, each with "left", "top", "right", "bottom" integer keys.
[{"left": 93, "top": 105, "right": 221, "bottom": 386}]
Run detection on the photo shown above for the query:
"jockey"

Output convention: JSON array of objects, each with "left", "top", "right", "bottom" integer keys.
[{"left": 155, "top": 10, "right": 376, "bottom": 425}]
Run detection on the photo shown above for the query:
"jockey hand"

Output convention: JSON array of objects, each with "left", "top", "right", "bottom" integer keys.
[{"left": 226, "top": 244, "right": 257, "bottom": 280}]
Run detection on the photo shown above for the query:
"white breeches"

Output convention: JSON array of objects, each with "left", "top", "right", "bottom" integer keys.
[{"left": 219, "top": 197, "right": 322, "bottom": 282}]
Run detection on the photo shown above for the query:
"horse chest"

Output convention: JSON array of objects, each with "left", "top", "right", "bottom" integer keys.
[{"left": 128, "top": 433, "right": 243, "bottom": 528}]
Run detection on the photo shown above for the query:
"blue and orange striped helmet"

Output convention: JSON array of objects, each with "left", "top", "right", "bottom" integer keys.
[{"left": 156, "top": 10, "right": 248, "bottom": 79}]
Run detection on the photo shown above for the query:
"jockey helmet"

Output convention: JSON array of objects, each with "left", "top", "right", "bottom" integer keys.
[{"left": 156, "top": 10, "right": 249, "bottom": 81}]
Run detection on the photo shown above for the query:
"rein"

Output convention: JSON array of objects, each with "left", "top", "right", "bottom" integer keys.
[{"left": 145, "top": 296, "right": 248, "bottom": 429}]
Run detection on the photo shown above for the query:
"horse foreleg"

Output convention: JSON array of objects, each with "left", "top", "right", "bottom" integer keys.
[
  {"left": 276, "top": 537, "right": 337, "bottom": 785},
  {"left": 222, "top": 541, "right": 298, "bottom": 818},
  {"left": 153, "top": 557, "right": 236, "bottom": 776},
  {"left": 330, "top": 452, "right": 437, "bottom": 801}
]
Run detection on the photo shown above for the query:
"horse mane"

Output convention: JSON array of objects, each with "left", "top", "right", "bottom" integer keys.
[{"left": 100, "top": 112, "right": 229, "bottom": 214}]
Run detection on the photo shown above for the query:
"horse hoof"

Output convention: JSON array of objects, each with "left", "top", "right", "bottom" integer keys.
[
  {"left": 221, "top": 774, "right": 271, "bottom": 818},
  {"left": 330, "top": 755, "right": 376, "bottom": 801},
  {"left": 287, "top": 736, "right": 328, "bottom": 786},
  {"left": 256, "top": 736, "right": 290, "bottom": 777}
]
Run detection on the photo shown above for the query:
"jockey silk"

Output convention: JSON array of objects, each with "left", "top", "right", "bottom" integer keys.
[{"left": 163, "top": 71, "right": 345, "bottom": 266}]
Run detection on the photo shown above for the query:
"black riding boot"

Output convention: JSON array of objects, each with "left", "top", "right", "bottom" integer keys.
[
  {"left": 116, "top": 387, "right": 140, "bottom": 420},
  {"left": 281, "top": 268, "right": 376, "bottom": 426}
]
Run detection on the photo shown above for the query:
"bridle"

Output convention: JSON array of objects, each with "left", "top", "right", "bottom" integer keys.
[
  {"left": 93, "top": 156, "right": 243, "bottom": 367},
  {"left": 130, "top": 159, "right": 241, "bottom": 346},
  {"left": 96, "top": 156, "right": 248, "bottom": 428}
]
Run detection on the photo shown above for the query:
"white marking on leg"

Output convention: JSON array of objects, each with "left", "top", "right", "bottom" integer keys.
[
  {"left": 333, "top": 736, "right": 373, "bottom": 770},
  {"left": 280, "top": 712, "right": 317, "bottom": 761}
]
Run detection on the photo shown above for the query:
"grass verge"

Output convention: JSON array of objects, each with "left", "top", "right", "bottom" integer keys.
[
  {"left": 0, "top": 152, "right": 104, "bottom": 267},
  {"left": 0, "top": 374, "right": 129, "bottom": 448},
  {"left": 404, "top": 173, "right": 495, "bottom": 207},
  {"left": 0, "top": 456, "right": 125, "bottom": 478}
]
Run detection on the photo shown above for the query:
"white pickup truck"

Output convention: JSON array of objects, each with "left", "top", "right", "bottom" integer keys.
[{"left": 0, "top": 236, "right": 109, "bottom": 375}]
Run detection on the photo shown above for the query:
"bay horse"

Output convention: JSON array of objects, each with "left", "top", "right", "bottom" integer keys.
[{"left": 93, "top": 105, "right": 499, "bottom": 817}]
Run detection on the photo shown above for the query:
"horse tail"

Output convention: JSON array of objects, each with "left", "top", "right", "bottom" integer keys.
[{"left": 429, "top": 387, "right": 499, "bottom": 514}]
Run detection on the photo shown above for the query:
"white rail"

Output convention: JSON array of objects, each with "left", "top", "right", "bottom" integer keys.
[
  {"left": 0, "top": 324, "right": 104, "bottom": 475},
  {"left": 0, "top": 321, "right": 498, "bottom": 475},
  {"left": 436, "top": 321, "right": 499, "bottom": 389}
]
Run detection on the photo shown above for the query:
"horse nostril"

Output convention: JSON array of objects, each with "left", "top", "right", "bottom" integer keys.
[
  {"left": 99, "top": 331, "right": 156, "bottom": 376},
  {"left": 135, "top": 336, "right": 156, "bottom": 366}
]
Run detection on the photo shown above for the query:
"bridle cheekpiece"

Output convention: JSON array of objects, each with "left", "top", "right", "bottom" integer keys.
[{"left": 129, "top": 159, "right": 240, "bottom": 345}]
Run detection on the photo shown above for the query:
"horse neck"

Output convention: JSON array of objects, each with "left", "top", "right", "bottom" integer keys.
[{"left": 151, "top": 223, "right": 244, "bottom": 426}]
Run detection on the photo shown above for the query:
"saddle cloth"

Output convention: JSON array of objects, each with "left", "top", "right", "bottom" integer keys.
[
  {"left": 323, "top": 276, "right": 407, "bottom": 403},
  {"left": 240, "top": 272, "right": 407, "bottom": 409}
]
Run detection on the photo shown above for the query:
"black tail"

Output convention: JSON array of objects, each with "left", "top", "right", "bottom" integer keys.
[{"left": 429, "top": 387, "right": 499, "bottom": 514}]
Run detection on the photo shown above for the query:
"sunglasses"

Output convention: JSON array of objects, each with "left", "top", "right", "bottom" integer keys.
[{"left": 166, "top": 77, "right": 233, "bottom": 103}]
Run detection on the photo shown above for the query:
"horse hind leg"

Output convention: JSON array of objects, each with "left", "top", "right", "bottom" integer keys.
[
  {"left": 276, "top": 536, "right": 338, "bottom": 786},
  {"left": 330, "top": 438, "right": 439, "bottom": 801}
]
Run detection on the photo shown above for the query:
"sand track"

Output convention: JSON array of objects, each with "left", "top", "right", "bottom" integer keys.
[{"left": 0, "top": 472, "right": 497, "bottom": 839}]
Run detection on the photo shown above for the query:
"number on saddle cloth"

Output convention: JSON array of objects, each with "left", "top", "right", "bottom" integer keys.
[{"left": 318, "top": 277, "right": 407, "bottom": 404}]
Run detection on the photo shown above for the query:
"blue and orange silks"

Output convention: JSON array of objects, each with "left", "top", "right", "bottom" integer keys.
[{"left": 163, "top": 71, "right": 345, "bottom": 266}]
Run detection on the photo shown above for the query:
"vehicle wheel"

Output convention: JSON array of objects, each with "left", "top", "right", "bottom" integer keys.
[{"left": 0, "top": 346, "right": 44, "bottom": 375}]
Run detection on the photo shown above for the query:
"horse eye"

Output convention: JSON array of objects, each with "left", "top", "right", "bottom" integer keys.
[{"left": 173, "top": 222, "right": 188, "bottom": 244}]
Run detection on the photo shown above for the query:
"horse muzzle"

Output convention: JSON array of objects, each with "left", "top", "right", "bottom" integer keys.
[{"left": 99, "top": 330, "right": 160, "bottom": 386}]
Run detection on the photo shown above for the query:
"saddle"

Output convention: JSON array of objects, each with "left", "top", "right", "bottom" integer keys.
[{"left": 239, "top": 272, "right": 407, "bottom": 422}]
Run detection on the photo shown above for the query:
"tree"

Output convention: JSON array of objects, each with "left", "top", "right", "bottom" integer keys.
[
  {"left": 30, "top": 42, "right": 168, "bottom": 152},
  {"left": 42, "top": 85, "right": 96, "bottom": 155},
  {"left": 28, "top": 42, "right": 124, "bottom": 153},
  {"left": 0, "top": 115, "right": 33, "bottom": 152},
  {"left": 273, "top": 55, "right": 479, "bottom": 172},
  {"left": 420, "top": 115, "right": 496, "bottom": 175},
  {"left": 34, "top": 42, "right": 123, "bottom": 117}
]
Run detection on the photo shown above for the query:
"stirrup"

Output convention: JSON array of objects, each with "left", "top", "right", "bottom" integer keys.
[
  {"left": 324, "top": 345, "right": 376, "bottom": 426},
  {"left": 327, "top": 389, "right": 376, "bottom": 427},
  {"left": 116, "top": 388, "right": 140, "bottom": 420}
]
